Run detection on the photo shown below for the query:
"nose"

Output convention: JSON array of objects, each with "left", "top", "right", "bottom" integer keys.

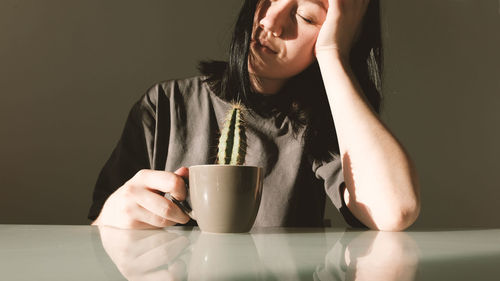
[{"left": 258, "top": 2, "right": 290, "bottom": 37}]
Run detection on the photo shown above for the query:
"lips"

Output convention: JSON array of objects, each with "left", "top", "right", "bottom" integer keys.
[
  {"left": 261, "top": 41, "right": 277, "bottom": 53},
  {"left": 253, "top": 39, "right": 278, "bottom": 54},
  {"left": 251, "top": 26, "right": 279, "bottom": 54}
]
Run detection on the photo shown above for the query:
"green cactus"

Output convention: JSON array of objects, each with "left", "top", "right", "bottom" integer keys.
[{"left": 217, "top": 103, "right": 247, "bottom": 165}]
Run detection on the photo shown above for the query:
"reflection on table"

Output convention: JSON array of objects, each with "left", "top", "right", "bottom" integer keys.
[
  {"left": 0, "top": 225, "right": 499, "bottom": 280},
  {"left": 97, "top": 226, "right": 498, "bottom": 281}
]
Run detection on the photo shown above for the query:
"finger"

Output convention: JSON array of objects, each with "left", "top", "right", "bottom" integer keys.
[
  {"left": 174, "top": 166, "right": 189, "bottom": 179},
  {"left": 129, "top": 169, "right": 187, "bottom": 200},
  {"left": 98, "top": 226, "right": 164, "bottom": 255},
  {"left": 125, "top": 231, "right": 182, "bottom": 258},
  {"left": 133, "top": 203, "right": 177, "bottom": 228},
  {"left": 133, "top": 236, "right": 190, "bottom": 270},
  {"left": 137, "top": 269, "right": 177, "bottom": 281},
  {"left": 133, "top": 188, "right": 190, "bottom": 224}
]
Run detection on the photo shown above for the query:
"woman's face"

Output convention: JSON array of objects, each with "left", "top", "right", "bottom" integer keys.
[{"left": 249, "top": 0, "right": 328, "bottom": 81}]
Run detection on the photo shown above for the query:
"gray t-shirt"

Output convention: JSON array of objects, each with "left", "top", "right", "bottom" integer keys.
[{"left": 88, "top": 76, "right": 365, "bottom": 228}]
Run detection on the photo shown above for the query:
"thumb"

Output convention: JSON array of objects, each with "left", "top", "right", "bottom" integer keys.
[{"left": 174, "top": 166, "right": 189, "bottom": 179}]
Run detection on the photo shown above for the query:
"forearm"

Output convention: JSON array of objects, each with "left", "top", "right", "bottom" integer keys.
[{"left": 316, "top": 52, "right": 420, "bottom": 231}]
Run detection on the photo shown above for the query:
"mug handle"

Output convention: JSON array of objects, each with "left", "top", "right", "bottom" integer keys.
[{"left": 164, "top": 179, "right": 196, "bottom": 220}]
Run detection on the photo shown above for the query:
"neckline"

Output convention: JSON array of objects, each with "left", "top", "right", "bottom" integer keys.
[{"left": 247, "top": 89, "right": 292, "bottom": 118}]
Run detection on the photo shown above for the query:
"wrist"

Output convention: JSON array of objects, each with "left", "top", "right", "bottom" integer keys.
[
  {"left": 316, "top": 50, "right": 351, "bottom": 72},
  {"left": 316, "top": 46, "right": 350, "bottom": 62}
]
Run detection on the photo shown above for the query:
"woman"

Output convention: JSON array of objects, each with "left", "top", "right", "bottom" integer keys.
[{"left": 89, "top": 0, "right": 420, "bottom": 231}]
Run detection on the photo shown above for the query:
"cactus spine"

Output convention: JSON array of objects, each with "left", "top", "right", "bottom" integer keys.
[{"left": 217, "top": 103, "right": 247, "bottom": 165}]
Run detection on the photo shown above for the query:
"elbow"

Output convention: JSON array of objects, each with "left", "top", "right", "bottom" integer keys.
[
  {"left": 377, "top": 176, "right": 422, "bottom": 231},
  {"left": 347, "top": 179, "right": 422, "bottom": 231},
  {"left": 376, "top": 200, "right": 421, "bottom": 232}
]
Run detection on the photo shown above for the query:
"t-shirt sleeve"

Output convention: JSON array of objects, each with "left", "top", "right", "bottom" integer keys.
[
  {"left": 87, "top": 86, "right": 159, "bottom": 221},
  {"left": 313, "top": 156, "right": 368, "bottom": 228}
]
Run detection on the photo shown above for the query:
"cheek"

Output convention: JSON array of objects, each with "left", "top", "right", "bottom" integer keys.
[
  {"left": 286, "top": 32, "right": 318, "bottom": 63},
  {"left": 294, "top": 27, "right": 319, "bottom": 53}
]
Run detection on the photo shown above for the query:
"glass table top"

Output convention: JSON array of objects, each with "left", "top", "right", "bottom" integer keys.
[{"left": 0, "top": 225, "right": 499, "bottom": 280}]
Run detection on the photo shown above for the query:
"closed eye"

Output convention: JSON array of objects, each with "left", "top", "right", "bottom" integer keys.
[{"left": 298, "top": 15, "right": 313, "bottom": 24}]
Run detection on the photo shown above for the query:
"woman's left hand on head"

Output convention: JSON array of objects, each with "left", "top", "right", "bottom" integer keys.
[{"left": 315, "top": 0, "right": 370, "bottom": 59}]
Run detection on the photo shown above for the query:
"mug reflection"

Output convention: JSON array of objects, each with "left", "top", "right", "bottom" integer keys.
[
  {"left": 189, "top": 232, "right": 263, "bottom": 280},
  {"left": 315, "top": 231, "right": 419, "bottom": 281}
]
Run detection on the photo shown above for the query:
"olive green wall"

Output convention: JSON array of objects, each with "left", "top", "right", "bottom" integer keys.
[{"left": 1, "top": 0, "right": 499, "bottom": 228}]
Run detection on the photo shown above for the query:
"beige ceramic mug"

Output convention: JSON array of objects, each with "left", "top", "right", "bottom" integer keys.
[{"left": 166, "top": 165, "right": 263, "bottom": 233}]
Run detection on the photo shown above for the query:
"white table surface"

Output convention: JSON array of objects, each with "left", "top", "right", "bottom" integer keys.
[{"left": 1, "top": 225, "right": 499, "bottom": 280}]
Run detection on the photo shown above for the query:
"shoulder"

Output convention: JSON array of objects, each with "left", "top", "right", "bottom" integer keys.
[
  {"left": 149, "top": 76, "right": 209, "bottom": 98},
  {"left": 138, "top": 75, "right": 213, "bottom": 111}
]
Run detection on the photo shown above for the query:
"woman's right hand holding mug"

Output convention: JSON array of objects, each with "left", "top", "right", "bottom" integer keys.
[{"left": 92, "top": 167, "right": 190, "bottom": 229}]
